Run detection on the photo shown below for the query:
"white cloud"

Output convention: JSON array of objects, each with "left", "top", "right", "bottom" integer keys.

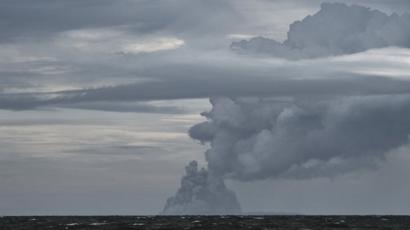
[
  {"left": 122, "top": 38, "right": 185, "bottom": 54},
  {"left": 57, "top": 28, "right": 184, "bottom": 54},
  {"left": 0, "top": 45, "right": 55, "bottom": 63},
  {"left": 226, "top": 33, "right": 256, "bottom": 40}
]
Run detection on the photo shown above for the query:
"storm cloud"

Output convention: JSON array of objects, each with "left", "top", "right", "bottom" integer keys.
[
  {"left": 2, "top": 0, "right": 410, "bottom": 215},
  {"left": 231, "top": 3, "right": 410, "bottom": 59}
]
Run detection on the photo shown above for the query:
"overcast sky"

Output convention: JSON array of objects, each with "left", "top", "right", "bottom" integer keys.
[{"left": 1, "top": 0, "right": 410, "bottom": 215}]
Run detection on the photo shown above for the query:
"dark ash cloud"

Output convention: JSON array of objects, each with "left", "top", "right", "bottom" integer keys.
[{"left": 189, "top": 95, "right": 410, "bottom": 181}]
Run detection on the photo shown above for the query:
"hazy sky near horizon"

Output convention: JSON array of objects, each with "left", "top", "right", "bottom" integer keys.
[{"left": 2, "top": 0, "right": 410, "bottom": 215}]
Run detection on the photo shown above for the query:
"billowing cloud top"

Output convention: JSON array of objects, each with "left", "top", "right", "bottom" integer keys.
[
  {"left": 189, "top": 96, "right": 410, "bottom": 181},
  {"left": 231, "top": 3, "right": 410, "bottom": 59}
]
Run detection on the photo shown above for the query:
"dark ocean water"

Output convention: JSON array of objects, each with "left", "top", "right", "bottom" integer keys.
[{"left": 1, "top": 215, "right": 409, "bottom": 230}]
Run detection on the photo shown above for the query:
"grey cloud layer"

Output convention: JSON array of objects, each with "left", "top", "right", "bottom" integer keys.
[
  {"left": 2, "top": 50, "right": 410, "bottom": 111},
  {"left": 1, "top": 1, "right": 407, "bottom": 43},
  {"left": 2, "top": 2, "right": 410, "bottom": 113},
  {"left": 231, "top": 3, "right": 410, "bottom": 59},
  {"left": 0, "top": 0, "right": 238, "bottom": 42}
]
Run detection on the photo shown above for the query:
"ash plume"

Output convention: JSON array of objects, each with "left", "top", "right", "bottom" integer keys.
[
  {"left": 189, "top": 96, "right": 410, "bottom": 181},
  {"left": 162, "top": 3, "right": 410, "bottom": 215},
  {"left": 162, "top": 161, "right": 241, "bottom": 215},
  {"left": 163, "top": 94, "right": 410, "bottom": 214}
]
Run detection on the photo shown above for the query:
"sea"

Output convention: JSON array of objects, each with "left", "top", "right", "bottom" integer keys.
[{"left": 1, "top": 215, "right": 409, "bottom": 229}]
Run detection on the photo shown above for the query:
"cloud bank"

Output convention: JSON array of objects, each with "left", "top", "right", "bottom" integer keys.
[
  {"left": 1, "top": 3, "right": 410, "bottom": 113},
  {"left": 2, "top": 46, "right": 410, "bottom": 111},
  {"left": 231, "top": 3, "right": 410, "bottom": 59}
]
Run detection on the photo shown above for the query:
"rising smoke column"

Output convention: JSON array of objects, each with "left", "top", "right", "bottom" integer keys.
[
  {"left": 163, "top": 95, "right": 410, "bottom": 214},
  {"left": 162, "top": 161, "right": 241, "bottom": 215}
]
